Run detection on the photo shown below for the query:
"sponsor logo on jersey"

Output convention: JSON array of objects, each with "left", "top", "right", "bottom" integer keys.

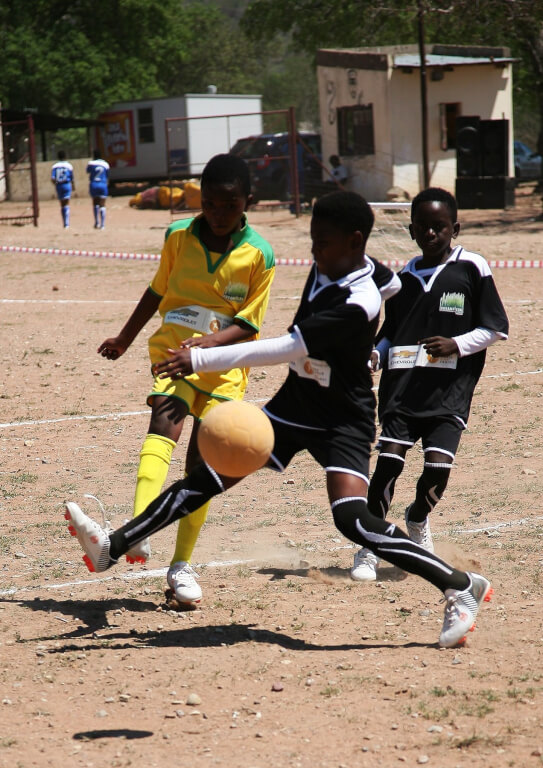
[
  {"left": 439, "top": 292, "right": 465, "bottom": 315},
  {"left": 289, "top": 356, "right": 331, "bottom": 387},
  {"left": 223, "top": 282, "right": 248, "bottom": 302},
  {"left": 389, "top": 345, "right": 457, "bottom": 370},
  {"left": 389, "top": 345, "right": 418, "bottom": 369},
  {"left": 165, "top": 306, "right": 233, "bottom": 334}
]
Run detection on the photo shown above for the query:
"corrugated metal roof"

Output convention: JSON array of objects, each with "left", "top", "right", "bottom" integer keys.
[
  {"left": 1, "top": 108, "right": 102, "bottom": 130},
  {"left": 394, "top": 54, "right": 515, "bottom": 68}
]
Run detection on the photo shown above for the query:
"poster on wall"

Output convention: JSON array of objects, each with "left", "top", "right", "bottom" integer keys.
[{"left": 96, "top": 111, "right": 136, "bottom": 168}]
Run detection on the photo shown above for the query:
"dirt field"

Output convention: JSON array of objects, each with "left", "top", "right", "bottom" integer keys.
[{"left": 0, "top": 187, "right": 542, "bottom": 768}]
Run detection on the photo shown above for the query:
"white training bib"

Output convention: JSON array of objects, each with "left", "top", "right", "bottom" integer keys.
[
  {"left": 165, "top": 305, "right": 234, "bottom": 335},
  {"left": 289, "top": 356, "right": 331, "bottom": 387},
  {"left": 388, "top": 345, "right": 457, "bottom": 371}
]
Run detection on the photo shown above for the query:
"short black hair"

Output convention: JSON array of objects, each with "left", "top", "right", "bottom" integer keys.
[
  {"left": 411, "top": 187, "right": 457, "bottom": 222},
  {"left": 57, "top": 150, "right": 66, "bottom": 160},
  {"left": 312, "top": 191, "right": 374, "bottom": 240},
  {"left": 93, "top": 148, "right": 101, "bottom": 160},
  {"left": 201, "top": 153, "right": 251, "bottom": 198}
]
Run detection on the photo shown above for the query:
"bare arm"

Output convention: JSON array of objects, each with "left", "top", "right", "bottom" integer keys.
[{"left": 97, "top": 286, "right": 161, "bottom": 360}]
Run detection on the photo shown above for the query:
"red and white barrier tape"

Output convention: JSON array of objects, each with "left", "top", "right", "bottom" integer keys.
[{"left": 1, "top": 244, "right": 542, "bottom": 269}]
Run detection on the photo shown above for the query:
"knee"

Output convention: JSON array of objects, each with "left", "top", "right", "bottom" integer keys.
[{"left": 332, "top": 498, "right": 375, "bottom": 542}]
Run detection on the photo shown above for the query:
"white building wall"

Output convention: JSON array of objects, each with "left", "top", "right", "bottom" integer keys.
[
  {"left": 184, "top": 95, "right": 262, "bottom": 174},
  {"left": 317, "top": 65, "right": 392, "bottom": 201},
  {"left": 318, "top": 50, "right": 514, "bottom": 201},
  {"left": 390, "top": 63, "right": 514, "bottom": 196},
  {"left": 99, "top": 94, "right": 262, "bottom": 181},
  {"left": 99, "top": 96, "right": 187, "bottom": 181}
]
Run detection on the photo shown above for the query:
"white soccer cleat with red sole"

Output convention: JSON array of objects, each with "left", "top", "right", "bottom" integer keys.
[
  {"left": 439, "top": 572, "right": 493, "bottom": 648},
  {"left": 64, "top": 501, "right": 113, "bottom": 573}
]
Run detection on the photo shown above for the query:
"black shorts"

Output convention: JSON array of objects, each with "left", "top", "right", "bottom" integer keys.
[
  {"left": 265, "top": 413, "right": 373, "bottom": 483},
  {"left": 379, "top": 413, "right": 464, "bottom": 459}
]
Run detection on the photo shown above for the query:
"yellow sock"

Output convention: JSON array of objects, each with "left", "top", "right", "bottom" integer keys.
[
  {"left": 170, "top": 498, "right": 210, "bottom": 565},
  {"left": 133, "top": 433, "right": 176, "bottom": 518}
]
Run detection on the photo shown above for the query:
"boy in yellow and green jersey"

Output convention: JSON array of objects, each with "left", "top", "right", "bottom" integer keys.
[{"left": 97, "top": 153, "right": 275, "bottom": 604}]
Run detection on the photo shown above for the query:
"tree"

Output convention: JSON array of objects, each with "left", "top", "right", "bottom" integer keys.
[{"left": 0, "top": 0, "right": 269, "bottom": 117}]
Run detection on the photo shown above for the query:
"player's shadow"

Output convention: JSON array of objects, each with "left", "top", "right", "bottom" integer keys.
[
  {"left": 0, "top": 596, "right": 158, "bottom": 640},
  {"left": 257, "top": 564, "right": 408, "bottom": 582},
  {"left": 40, "top": 622, "right": 428, "bottom": 653},
  {"left": 1, "top": 596, "right": 427, "bottom": 650}
]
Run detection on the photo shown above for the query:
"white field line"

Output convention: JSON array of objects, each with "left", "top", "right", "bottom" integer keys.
[
  {"left": 0, "top": 299, "right": 136, "bottom": 304},
  {"left": 0, "top": 398, "right": 269, "bottom": 430},
  {"left": 1, "top": 367, "right": 541, "bottom": 432},
  {"left": 0, "top": 297, "right": 300, "bottom": 304},
  {"left": 486, "top": 368, "right": 543, "bottom": 379},
  {"left": 2, "top": 514, "right": 542, "bottom": 597},
  {"left": 0, "top": 410, "right": 151, "bottom": 429},
  {"left": 443, "top": 515, "right": 543, "bottom": 534},
  {"left": 0, "top": 560, "right": 255, "bottom": 597}
]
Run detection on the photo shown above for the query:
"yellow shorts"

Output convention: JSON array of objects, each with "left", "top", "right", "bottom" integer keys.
[{"left": 147, "top": 375, "right": 243, "bottom": 420}]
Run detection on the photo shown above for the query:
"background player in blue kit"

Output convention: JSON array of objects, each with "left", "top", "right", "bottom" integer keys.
[
  {"left": 351, "top": 187, "right": 509, "bottom": 583},
  {"left": 51, "top": 150, "right": 75, "bottom": 228},
  {"left": 86, "top": 149, "right": 110, "bottom": 229},
  {"left": 65, "top": 191, "right": 494, "bottom": 649}
]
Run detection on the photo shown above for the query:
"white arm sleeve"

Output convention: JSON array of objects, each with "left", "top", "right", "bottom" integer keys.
[
  {"left": 190, "top": 331, "right": 308, "bottom": 372},
  {"left": 453, "top": 327, "right": 502, "bottom": 357}
]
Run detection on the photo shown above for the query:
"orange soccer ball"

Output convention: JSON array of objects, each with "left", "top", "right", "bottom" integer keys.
[{"left": 197, "top": 400, "right": 274, "bottom": 477}]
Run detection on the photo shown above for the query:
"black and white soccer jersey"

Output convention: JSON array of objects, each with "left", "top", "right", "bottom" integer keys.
[
  {"left": 367, "top": 255, "right": 401, "bottom": 299},
  {"left": 265, "top": 260, "right": 383, "bottom": 431},
  {"left": 377, "top": 245, "right": 509, "bottom": 423}
]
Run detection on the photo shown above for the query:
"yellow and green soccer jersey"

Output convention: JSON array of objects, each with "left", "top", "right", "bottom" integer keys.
[{"left": 148, "top": 214, "right": 275, "bottom": 399}]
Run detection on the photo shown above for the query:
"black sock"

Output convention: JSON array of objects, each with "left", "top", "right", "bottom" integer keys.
[
  {"left": 332, "top": 497, "right": 468, "bottom": 592},
  {"left": 367, "top": 452, "right": 405, "bottom": 519},
  {"left": 409, "top": 462, "right": 451, "bottom": 522},
  {"left": 109, "top": 463, "right": 224, "bottom": 560}
]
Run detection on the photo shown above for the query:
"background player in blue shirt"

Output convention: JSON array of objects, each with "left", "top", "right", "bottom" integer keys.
[
  {"left": 51, "top": 150, "right": 75, "bottom": 229},
  {"left": 86, "top": 149, "right": 110, "bottom": 229},
  {"left": 64, "top": 191, "right": 494, "bottom": 649}
]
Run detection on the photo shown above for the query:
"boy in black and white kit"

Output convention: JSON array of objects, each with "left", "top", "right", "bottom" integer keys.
[
  {"left": 64, "top": 191, "right": 494, "bottom": 648},
  {"left": 351, "top": 187, "right": 509, "bottom": 583}
]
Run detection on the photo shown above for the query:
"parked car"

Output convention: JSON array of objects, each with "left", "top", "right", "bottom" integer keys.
[
  {"left": 230, "top": 131, "right": 322, "bottom": 202},
  {"left": 514, "top": 141, "right": 542, "bottom": 181}
]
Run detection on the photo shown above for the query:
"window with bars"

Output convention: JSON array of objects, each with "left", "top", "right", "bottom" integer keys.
[
  {"left": 337, "top": 104, "right": 374, "bottom": 156},
  {"left": 439, "top": 103, "right": 461, "bottom": 150}
]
